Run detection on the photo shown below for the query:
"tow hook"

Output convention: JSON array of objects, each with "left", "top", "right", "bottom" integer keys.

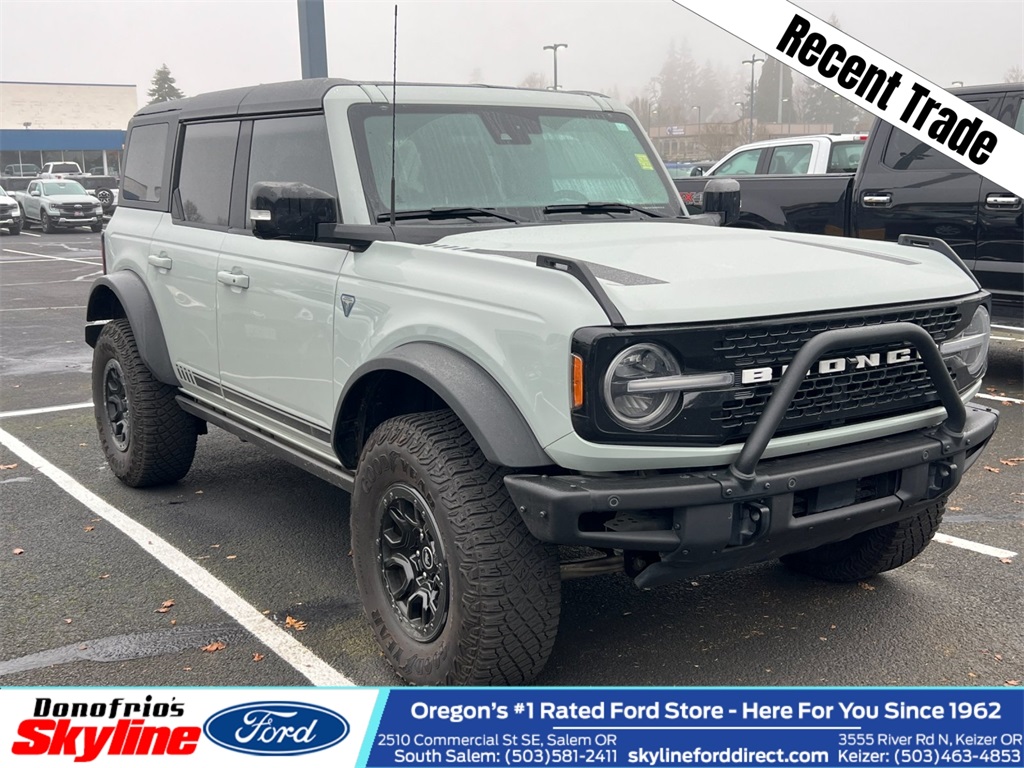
[{"left": 731, "top": 501, "right": 769, "bottom": 547}]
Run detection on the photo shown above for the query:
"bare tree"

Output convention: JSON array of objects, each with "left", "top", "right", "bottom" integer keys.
[
  {"left": 519, "top": 72, "right": 549, "bottom": 90},
  {"left": 1005, "top": 66, "right": 1024, "bottom": 83}
]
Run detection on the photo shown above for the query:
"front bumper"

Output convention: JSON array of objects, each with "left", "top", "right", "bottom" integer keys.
[
  {"left": 53, "top": 215, "right": 101, "bottom": 225},
  {"left": 505, "top": 321, "right": 999, "bottom": 588},
  {"left": 506, "top": 403, "right": 997, "bottom": 586}
]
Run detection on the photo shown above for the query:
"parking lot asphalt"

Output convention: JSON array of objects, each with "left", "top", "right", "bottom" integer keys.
[{"left": 1, "top": 228, "right": 1021, "bottom": 688}]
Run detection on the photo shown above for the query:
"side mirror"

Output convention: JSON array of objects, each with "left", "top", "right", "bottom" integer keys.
[
  {"left": 690, "top": 167, "right": 704, "bottom": 177},
  {"left": 250, "top": 181, "right": 338, "bottom": 241},
  {"left": 702, "top": 178, "right": 740, "bottom": 226},
  {"left": 30, "top": 189, "right": 40, "bottom": 196}
]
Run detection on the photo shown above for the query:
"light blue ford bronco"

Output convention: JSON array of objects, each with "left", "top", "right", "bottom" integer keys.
[{"left": 87, "top": 79, "right": 998, "bottom": 685}]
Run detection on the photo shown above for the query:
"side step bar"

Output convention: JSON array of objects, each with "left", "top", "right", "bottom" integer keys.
[{"left": 176, "top": 396, "right": 355, "bottom": 493}]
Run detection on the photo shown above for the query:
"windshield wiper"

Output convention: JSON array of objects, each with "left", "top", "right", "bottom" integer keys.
[
  {"left": 375, "top": 207, "right": 524, "bottom": 224},
  {"left": 542, "top": 202, "right": 666, "bottom": 218}
]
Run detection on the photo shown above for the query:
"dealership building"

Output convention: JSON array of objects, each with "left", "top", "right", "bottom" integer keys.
[{"left": 0, "top": 81, "right": 138, "bottom": 176}]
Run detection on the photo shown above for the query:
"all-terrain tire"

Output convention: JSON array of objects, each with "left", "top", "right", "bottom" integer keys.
[
  {"left": 351, "top": 410, "right": 561, "bottom": 685},
  {"left": 780, "top": 499, "right": 945, "bottom": 582},
  {"left": 92, "top": 319, "right": 198, "bottom": 487},
  {"left": 8, "top": 222, "right": 20, "bottom": 235},
  {"left": 90, "top": 221, "right": 103, "bottom": 233},
  {"left": 40, "top": 210, "right": 55, "bottom": 234}
]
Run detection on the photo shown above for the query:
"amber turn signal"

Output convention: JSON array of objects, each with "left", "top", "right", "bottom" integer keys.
[{"left": 571, "top": 354, "right": 584, "bottom": 409}]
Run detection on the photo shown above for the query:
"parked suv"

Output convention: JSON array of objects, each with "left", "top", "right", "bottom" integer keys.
[{"left": 87, "top": 79, "right": 998, "bottom": 686}]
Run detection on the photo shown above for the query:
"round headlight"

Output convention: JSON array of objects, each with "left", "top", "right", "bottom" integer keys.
[
  {"left": 941, "top": 306, "right": 990, "bottom": 378},
  {"left": 603, "top": 343, "right": 681, "bottom": 431}
]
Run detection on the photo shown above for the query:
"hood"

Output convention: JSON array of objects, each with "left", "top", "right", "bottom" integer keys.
[
  {"left": 436, "top": 221, "right": 979, "bottom": 325},
  {"left": 44, "top": 194, "right": 101, "bottom": 205}
]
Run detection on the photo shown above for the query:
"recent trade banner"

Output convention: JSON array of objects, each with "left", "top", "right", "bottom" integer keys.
[{"left": 670, "top": 0, "right": 1024, "bottom": 196}]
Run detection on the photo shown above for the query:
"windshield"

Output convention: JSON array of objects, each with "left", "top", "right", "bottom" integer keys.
[
  {"left": 0, "top": 187, "right": 6, "bottom": 197},
  {"left": 351, "top": 105, "right": 683, "bottom": 221},
  {"left": 43, "top": 181, "right": 87, "bottom": 195}
]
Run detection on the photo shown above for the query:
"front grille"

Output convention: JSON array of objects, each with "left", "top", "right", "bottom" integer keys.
[
  {"left": 713, "top": 305, "right": 962, "bottom": 366},
  {"left": 58, "top": 204, "right": 90, "bottom": 215},
  {"left": 710, "top": 306, "right": 963, "bottom": 433}
]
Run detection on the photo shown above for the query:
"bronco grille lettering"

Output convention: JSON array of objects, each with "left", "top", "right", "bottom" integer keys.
[{"left": 740, "top": 347, "right": 915, "bottom": 385}]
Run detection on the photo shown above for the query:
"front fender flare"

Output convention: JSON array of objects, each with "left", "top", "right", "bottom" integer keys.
[
  {"left": 336, "top": 342, "right": 552, "bottom": 468},
  {"left": 85, "top": 271, "right": 177, "bottom": 385}
]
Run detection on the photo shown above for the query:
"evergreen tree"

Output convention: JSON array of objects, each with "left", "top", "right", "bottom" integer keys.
[{"left": 147, "top": 64, "right": 185, "bottom": 105}]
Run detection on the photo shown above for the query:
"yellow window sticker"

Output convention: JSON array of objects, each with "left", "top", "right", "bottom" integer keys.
[{"left": 635, "top": 153, "right": 654, "bottom": 170}]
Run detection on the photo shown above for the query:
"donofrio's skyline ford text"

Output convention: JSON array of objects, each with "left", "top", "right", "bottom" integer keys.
[{"left": 86, "top": 78, "right": 998, "bottom": 685}]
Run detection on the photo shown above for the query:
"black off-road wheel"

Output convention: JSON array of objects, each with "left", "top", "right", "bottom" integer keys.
[
  {"left": 90, "top": 221, "right": 103, "bottom": 233},
  {"left": 92, "top": 319, "right": 198, "bottom": 487},
  {"left": 8, "top": 222, "right": 20, "bottom": 235},
  {"left": 351, "top": 410, "right": 561, "bottom": 685},
  {"left": 40, "top": 210, "right": 56, "bottom": 234},
  {"left": 780, "top": 499, "right": 945, "bottom": 582}
]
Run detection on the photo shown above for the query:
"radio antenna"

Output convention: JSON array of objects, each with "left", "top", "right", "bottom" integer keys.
[{"left": 389, "top": 4, "right": 398, "bottom": 228}]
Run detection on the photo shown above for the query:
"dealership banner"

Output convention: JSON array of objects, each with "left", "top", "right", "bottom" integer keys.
[
  {"left": 670, "top": 0, "right": 1024, "bottom": 196},
  {"left": 2, "top": 687, "right": 1022, "bottom": 766}
]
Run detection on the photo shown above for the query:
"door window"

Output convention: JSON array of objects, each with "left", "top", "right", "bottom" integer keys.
[
  {"left": 712, "top": 148, "right": 763, "bottom": 175},
  {"left": 246, "top": 115, "right": 338, "bottom": 227},
  {"left": 767, "top": 144, "right": 812, "bottom": 174},
  {"left": 176, "top": 121, "right": 238, "bottom": 227}
]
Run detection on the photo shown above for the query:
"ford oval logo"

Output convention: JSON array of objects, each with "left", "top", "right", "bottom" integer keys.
[{"left": 203, "top": 701, "right": 349, "bottom": 755}]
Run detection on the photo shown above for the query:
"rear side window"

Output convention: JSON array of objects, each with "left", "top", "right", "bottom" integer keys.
[
  {"left": 176, "top": 121, "right": 239, "bottom": 227},
  {"left": 827, "top": 140, "right": 865, "bottom": 173},
  {"left": 713, "top": 148, "right": 762, "bottom": 175},
  {"left": 122, "top": 123, "right": 168, "bottom": 203},
  {"left": 246, "top": 114, "right": 337, "bottom": 227},
  {"left": 767, "top": 144, "right": 812, "bottom": 174},
  {"left": 882, "top": 130, "right": 966, "bottom": 171}
]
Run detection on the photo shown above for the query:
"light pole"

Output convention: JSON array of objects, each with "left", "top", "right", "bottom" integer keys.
[
  {"left": 690, "top": 105, "right": 701, "bottom": 157},
  {"left": 543, "top": 43, "right": 568, "bottom": 90},
  {"left": 742, "top": 53, "right": 764, "bottom": 142}
]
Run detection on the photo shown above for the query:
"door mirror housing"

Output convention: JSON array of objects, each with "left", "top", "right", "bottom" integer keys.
[
  {"left": 249, "top": 182, "right": 338, "bottom": 241},
  {"left": 702, "top": 178, "right": 741, "bottom": 226},
  {"left": 690, "top": 167, "right": 704, "bottom": 177}
]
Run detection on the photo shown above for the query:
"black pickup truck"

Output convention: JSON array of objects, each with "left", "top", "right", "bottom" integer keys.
[{"left": 675, "top": 83, "right": 1023, "bottom": 320}]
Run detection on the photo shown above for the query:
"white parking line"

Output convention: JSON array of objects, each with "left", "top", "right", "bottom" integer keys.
[
  {"left": 0, "top": 305, "right": 87, "bottom": 312},
  {"left": 0, "top": 426, "right": 353, "bottom": 687},
  {"left": 990, "top": 335, "right": 1023, "bottom": 342},
  {"left": 934, "top": 533, "right": 1017, "bottom": 560},
  {"left": 976, "top": 393, "right": 1024, "bottom": 405},
  {"left": 992, "top": 324, "right": 1023, "bottom": 333},
  {"left": 0, "top": 402, "right": 92, "bottom": 419},
  {"left": 0, "top": 248, "right": 101, "bottom": 266}
]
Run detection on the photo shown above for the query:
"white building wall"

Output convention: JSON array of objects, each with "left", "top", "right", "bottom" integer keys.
[{"left": 0, "top": 82, "right": 138, "bottom": 131}]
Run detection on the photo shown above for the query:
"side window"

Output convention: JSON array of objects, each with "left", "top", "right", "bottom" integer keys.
[
  {"left": 767, "top": 144, "right": 812, "bottom": 175},
  {"left": 122, "top": 123, "right": 168, "bottom": 203},
  {"left": 246, "top": 114, "right": 337, "bottom": 227},
  {"left": 713, "top": 148, "right": 762, "bottom": 175},
  {"left": 176, "top": 121, "right": 238, "bottom": 227},
  {"left": 1012, "top": 99, "right": 1024, "bottom": 134},
  {"left": 883, "top": 97, "right": 993, "bottom": 172},
  {"left": 827, "top": 141, "right": 865, "bottom": 173}
]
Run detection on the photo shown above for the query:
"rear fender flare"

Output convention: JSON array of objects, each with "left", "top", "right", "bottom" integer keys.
[{"left": 85, "top": 270, "right": 177, "bottom": 385}]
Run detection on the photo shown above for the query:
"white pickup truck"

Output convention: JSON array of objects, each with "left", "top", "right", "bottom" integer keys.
[
  {"left": 40, "top": 161, "right": 84, "bottom": 178},
  {"left": 703, "top": 133, "right": 868, "bottom": 176},
  {"left": 13, "top": 178, "right": 104, "bottom": 233}
]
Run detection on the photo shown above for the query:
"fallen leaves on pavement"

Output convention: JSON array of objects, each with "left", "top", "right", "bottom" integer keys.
[
  {"left": 1, "top": 463, "right": 18, "bottom": 470},
  {"left": 285, "top": 615, "right": 307, "bottom": 631},
  {"left": 155, "top": 600, "right": 175, "bottom": 613},
  {"left": 202, "top": 641, "right": 226, "bottom": 653}
]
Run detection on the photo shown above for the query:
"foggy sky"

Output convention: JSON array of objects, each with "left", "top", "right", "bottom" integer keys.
[{"left": 0, "top": 0, "right": 1021, "bottom": 108}]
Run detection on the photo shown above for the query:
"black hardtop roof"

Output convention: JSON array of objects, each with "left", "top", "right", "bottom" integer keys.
[
  {"left": 133, "top": 78, "right": 610, "bottom": 121},
  {"left": 950, "top": 82, "right": 1023, "bottom": 96}
]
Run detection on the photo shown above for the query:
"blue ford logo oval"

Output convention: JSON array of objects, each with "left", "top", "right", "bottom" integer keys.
[{"left": 204, "top": 701, "right": 349, "bottom": 755}]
